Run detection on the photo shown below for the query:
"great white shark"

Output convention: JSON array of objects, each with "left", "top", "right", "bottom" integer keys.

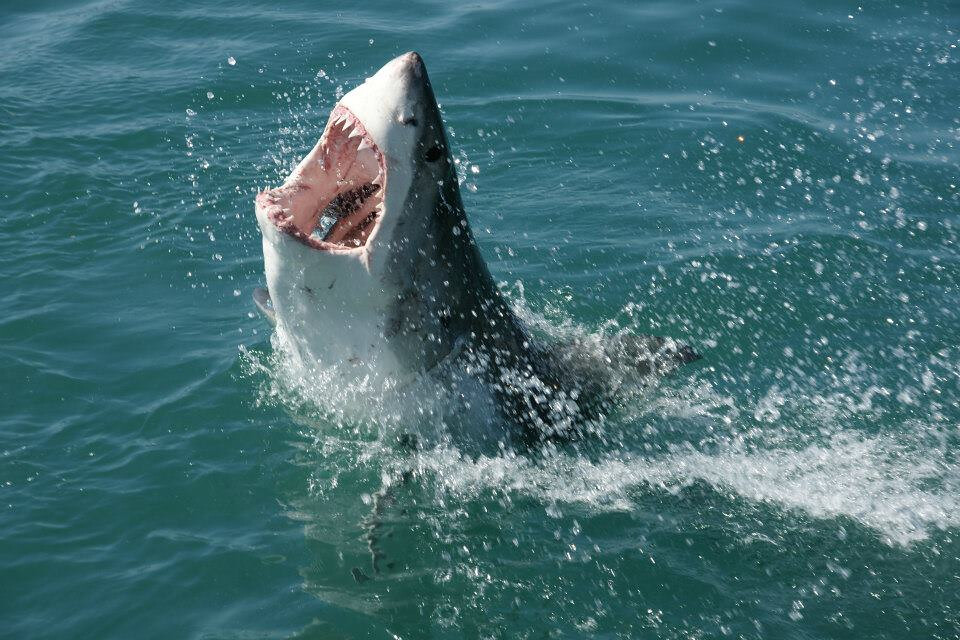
[{"left": 254, "top": 52, "right": 698, "bottom": 441}]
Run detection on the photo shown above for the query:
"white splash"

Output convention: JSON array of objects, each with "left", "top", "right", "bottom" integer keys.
[
  {"left": 243, "top": 294, "right": 960, "bottom": 548},
  {"left": 408, "top": 425, "right": 958, "bottom": 546}
]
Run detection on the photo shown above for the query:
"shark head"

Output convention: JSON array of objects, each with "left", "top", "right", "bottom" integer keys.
[
  {"left": 255, "top": 52, "right": 498, "bottom": 382},
  {"left": 254, "top": 53, "right": 702, "bottom": 437}
]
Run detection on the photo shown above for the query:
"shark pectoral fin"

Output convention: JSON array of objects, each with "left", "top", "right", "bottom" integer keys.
[
  {"left": 580, "top": 333, "right": 700, "bottom": 379},
  {"left": 619, "top": 334, "right": 701, "bottom": 375},
  {"left": 649, "top": 336, "right": 701, "bottom": 366},
  {"left": 252, "top": 287, "right": 276, "bottom": 326}
]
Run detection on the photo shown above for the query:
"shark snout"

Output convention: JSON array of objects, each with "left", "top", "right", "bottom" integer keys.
[{"left": 393, "top": 51, "right": 424, "bottom": 78}]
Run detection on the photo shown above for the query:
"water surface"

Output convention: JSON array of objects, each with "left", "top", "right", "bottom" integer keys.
[{"left": 2, "top": 1, "right": 959, "bottom": 638}]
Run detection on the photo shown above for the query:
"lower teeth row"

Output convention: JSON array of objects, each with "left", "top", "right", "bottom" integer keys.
[{"left": 310, "top": 182, "right": 381, "bottom": 242}]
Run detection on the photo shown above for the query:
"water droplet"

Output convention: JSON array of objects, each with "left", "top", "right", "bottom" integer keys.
[{"left": 227, "top": 56, "right": 236, "bottom": 66}]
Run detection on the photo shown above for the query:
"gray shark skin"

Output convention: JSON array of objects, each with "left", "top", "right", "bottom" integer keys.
[{"left": 254, "top": 52, "right": 698, "bottom": 443}]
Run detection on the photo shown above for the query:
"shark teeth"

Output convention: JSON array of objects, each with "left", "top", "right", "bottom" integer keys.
[{"left": 259, "top": 105, "right": 384, "bottom": 252}]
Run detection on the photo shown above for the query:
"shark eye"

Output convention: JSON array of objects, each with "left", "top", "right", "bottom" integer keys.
[{"left": 425, "top": 145, "right": 443, "bottom": 162}]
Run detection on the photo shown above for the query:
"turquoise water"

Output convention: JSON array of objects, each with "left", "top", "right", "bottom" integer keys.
[{"left": 2, "top": 0, "right": 959, "bottom": 637}]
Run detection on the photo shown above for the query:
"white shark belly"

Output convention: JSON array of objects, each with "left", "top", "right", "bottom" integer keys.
[{"left": 262, "top": 237, "right": 405, "bottom": 381}]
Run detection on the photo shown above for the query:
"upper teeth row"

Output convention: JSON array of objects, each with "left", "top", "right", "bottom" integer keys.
[{"left": 333, "top": 111, "right": 357, "bottom": 130}]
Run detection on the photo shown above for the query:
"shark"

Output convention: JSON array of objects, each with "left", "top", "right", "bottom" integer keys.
[{"left": 253, "top": 52, "right": 698, "bottom": 442}]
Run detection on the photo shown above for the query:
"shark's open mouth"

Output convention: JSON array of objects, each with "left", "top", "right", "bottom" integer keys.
[{"left": 256, "top": 105, "right": 385, "bottom": 251}]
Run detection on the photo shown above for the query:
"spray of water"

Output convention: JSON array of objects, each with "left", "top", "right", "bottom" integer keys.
[{"left": 240, "top": 285, "right": 959, "bottom": 548}]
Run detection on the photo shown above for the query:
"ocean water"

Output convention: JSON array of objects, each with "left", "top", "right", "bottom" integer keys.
[{"left": 2, "top": 0, "right": 959, "bottom": 638}]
